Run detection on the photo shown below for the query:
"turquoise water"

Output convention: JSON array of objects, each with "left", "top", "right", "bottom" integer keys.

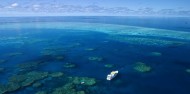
[{"left": 0, "top": 16, "right": 190, "bottom": 94}]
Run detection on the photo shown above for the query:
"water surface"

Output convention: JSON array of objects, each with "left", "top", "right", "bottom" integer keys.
[{"left": 0, "top": 16, "right": 190, "bottom": 94}]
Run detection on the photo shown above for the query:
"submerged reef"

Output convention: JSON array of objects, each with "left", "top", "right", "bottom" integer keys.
[
  {"left": 150, "top": 52, "right": 162, "bottom": 56},
  {"left": 49, "top": 72, "right": 64, "bottom": 78},
  {"left": 74, "top": 43, "right": 81, "bottom": 46},
  {"left": 43, "top": 46, "right": 65, "bottom": 51},
  {"left": 0, "top": 60, "right": 6, "bottom": 64},
  {"left": 0, "top": 36, "right": 48, "bottom": 46},
  {"left": 17, "top": 55, "right": 60, "bottom": 72},
  {"left": 0, "top": 36, "right": 26, "bottom": 47},
  {"left": 17, "top": 61, "right": 43, "bottom": 72},
  {"left": 35, "top": 91, "right": 47, "bottom": 94},
  {"left": 0, "top": 71, "right": 48, "bottom": 94},
  {"left": 25, "top": 39, "right": 48, "bottom": 45},
  {"left": 50, "top": 74, "right": 96, "bottom": 94},
  {"left": 33, "top": 82, "right": 42, "bottom": 88},
  {"left": 186, "top": 69, "right": 190, "bottom": 73},
  {"left": 68, "top": 77, "right": 97, "bottom": 86},
  {"left": 41, "top": 50, "right": 57, "bottom": 56},
  {"left": 108, "top": 35, "right": 187, "bottom": 47},
  {"left": 5, "top": 52, "right": 23, "bottom": 57},
  {"left": 0, "top": 66, "right": 97, "bottom": 94},
  {"left": 88, "top": 56, "right": 103, "bottom": 62},
  {"left": 0, "top": 68, "right": 4, "bottom": 73},
  {"left": 52, "top": 83, "right": 85, "bottom": 94},
  {"left": 85, "top": 48, "right": 96, "bottom": 51},
  {"left": 64, "top": 63, "right": 76, "bottom": 68},
  {"left": 1, "top": 22, "right": 190, "bottom": 41},
  {"left": 134, "top": 62, "right": 152, "bottom": 72},
  {"left": 103, "top": 40, "right": 109, "bottom": 43},
  {"left": 55, "top": 55, "right": 65, "bottom": 61},
  {"left": 104, "top": 64, "right": 114, "bottom": 68},
  {"left": 41, "top": 46, "right": 67, "bottom": 56}
]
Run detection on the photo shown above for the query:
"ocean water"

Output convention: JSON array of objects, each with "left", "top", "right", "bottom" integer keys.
[{"left": 0, "top": 16, "right": 190, "bottom": 94}]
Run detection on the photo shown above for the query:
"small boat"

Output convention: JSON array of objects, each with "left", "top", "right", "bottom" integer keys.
[{"left": 107, "top": 70, "right": 119, "bottom": 80}]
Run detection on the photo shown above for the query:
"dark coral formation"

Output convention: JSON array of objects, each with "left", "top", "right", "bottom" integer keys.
[
  {"left": 55, "top": 56, "right": 65, "bottom": 61},
  {"left": 0, "top": 71, "right": 48, "bottom": 94},
  {"left": 5, "top": 52, "right": 23, "bottom": 57},
  {"left": 49, "top": 72, "right": 64, "bottom": 78},
  {"left": 0, "top": 68, "right": 4, "bottom": 73},
  {"left": 0, "top": 60, "right": 6, "bottom": 64},
  {"left": 108, "top": 35, "right": 187, "bottom": 47},
  {"left": 186, "top": 69, "right": 190, "bottom": 73},
  {"left": 134, "top": 62, "right": 152, "bottom": 72},
  {"left": 88, "top": 57, "right": 103, "bottom": 62},
  {"left": 33, "top": 82, "right": 42, "bottom": 88},
  {"left": 85, "top": 48, "right": 96, "bottom": 51},
  {"left": 35, "top": 91, "right": 47, "bottom": 94},
  {"left": 17, "top": 55, "right": 65, "bottom": 72},
  {"left": 52, "top": 83, "right": 85, "bottom": 94},
  {"left": 68, "top": 77, "right": 96, "bottom": 86},
  {"left": 64, "top": 63, "right": 76, "bottom": 68},
  {"left": 104, "top": 64, "right": 114, "bottom": 68},
  {"left": 18, "top": 61, "right": 42, "bottom": 72},
  {"left": 150, "top": 52, "right": 162, "bottom": 56}
]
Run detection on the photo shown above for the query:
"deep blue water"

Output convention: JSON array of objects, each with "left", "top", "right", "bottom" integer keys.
[{"left": 0, "top": 16, "right": 190, "bottom": 94}]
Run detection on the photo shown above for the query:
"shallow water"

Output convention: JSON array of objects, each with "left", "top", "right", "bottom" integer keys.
[{"left": 0, "top": 16, "right": 190, "bottom": 94}]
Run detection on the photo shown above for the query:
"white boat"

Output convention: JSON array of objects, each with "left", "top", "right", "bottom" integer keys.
[{"left": 107, "top": 70, "right": 119, "bottom": 80}]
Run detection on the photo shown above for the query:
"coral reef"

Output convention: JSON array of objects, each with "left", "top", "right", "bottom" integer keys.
[
  {"left": 55, "top": 56, "right": 65, "bottom": 61},
  {"left": 74, "top": 43, "right": 81, "bottom": 46},
  {"left": 134, "top": 62, "right": 151, "bottom": 72},
  {"left": 52, "top": 83, "right": 75, "bottom": 94},
  {"left": 5, "top": 52, "right": 23, "bottom": 57},
  {"left": 64, "top": 63, "right": 76, "bottom": 68},
  {"left": 17, "top": 55, "right": 56, "bottom": 72},
  {"left": 24, "top": 38, "right": 48, "bottom": 45},
  {"left": 43, "top": 46, "right": 64, "bottom": 51},
  {"left": 186, "top": 69, "right": 190, "bottom": 73},
  {"left": 41, "top": 46, "right": 65, "bottom": 56},
  {"left": 1, "top": 22, "right": 190, "bottom": 40},
  {"left": 103, "top": 41, "right": 109, "bottom": 43},
  {"left": 85, "top": 48, "right": 95, "bottom": 51},
  {"left": 17, "top": 61, "right": 42, "bottom": 72},
  {"left": 61, "top": 43, "right": 82, "bottom": 49},
  {"left": 40, "top": 50, "right": 57, "bottom": 56},
  {"left": 52, "top": 83, "right": 85, "bottom": 94},
  {"left": 33, "top": 82, "right": 42, "bottom": 88},
  {"left": 108, "top": 35, "right": 187, "bottom": 47},
  {"left": 0, "top": 84, "right": 6, "bottom": 94},
  {"left": 77, "top": 91, "right": 85, "bottom": 94},
  {"left": 104, "top": 64, "right": 114, "bottom": 68},
  {"left": 35, "top": 91, "right": 47, "bottom": 94},
  {"left": 150, "top": 52, "right": 162, "bottom": 56},
  {"left": 68, "top": 77, "right": 96, "bottom": 86},
  {"left": 0, "top": 68, "right": 4, "bottom": 72},
  {"left": 41, "top": 46, "right": 67, "bottom": 56},
  {"left": 88, "top": 57, "right": 103, "bottom": 62},
  {"left": 0, "top": 36, "right": 26, "bottom": 47},
  {"left": 0, "top": 60, "right": 6, "bottom": 64},
  {"left": 18, "top": 62, "right": 39, "bottom": 69},
  {"left": 13, "top": 71, "right": 48, "bottom": 87},
  {"left": 0, "top": 83, "right": 20, "bottom": 94},
  {"left": 0, "top": 71, "right": 48, "bottom": 94},
  {"left": 50, "top": 72, "right": 64, "bottom": 78}
]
